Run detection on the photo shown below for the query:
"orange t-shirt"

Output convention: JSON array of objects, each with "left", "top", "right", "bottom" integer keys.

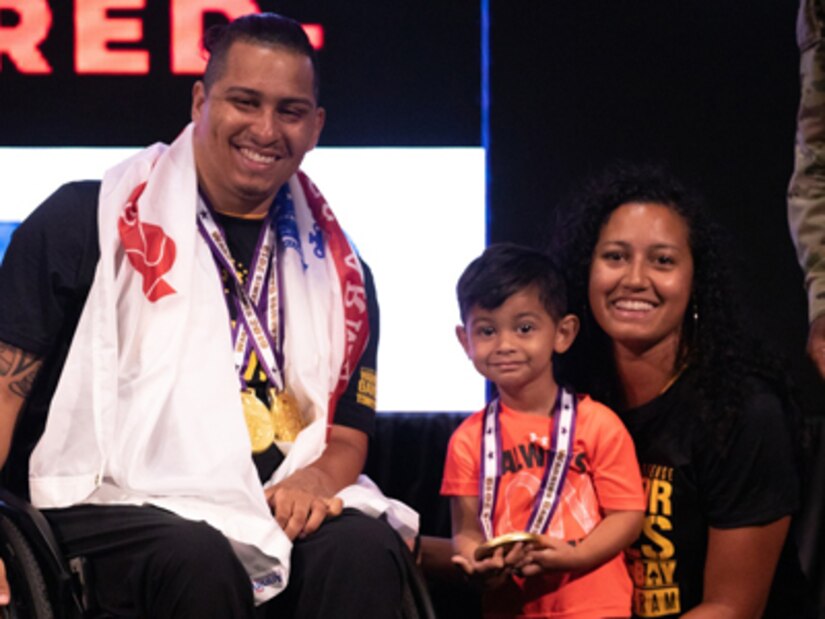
[{"left": 441, "top": 395, "right": 645, "bottom": 619}]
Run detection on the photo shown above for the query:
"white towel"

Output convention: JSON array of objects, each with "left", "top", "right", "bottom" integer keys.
[{"left": 29, "top": 124, "right": 419, "bottom": 604}]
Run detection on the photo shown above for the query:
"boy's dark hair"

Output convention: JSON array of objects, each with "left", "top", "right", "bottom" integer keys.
[
  {"left": 457, "top": 243, "right": 568, "bottom": 323},
  {"left": 202, "top": 13, "right": 320, "bottom": 101}
]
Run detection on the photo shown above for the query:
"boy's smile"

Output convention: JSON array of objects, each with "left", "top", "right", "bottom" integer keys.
[{"left": 457, "top": 286, "right": 578, "bottom": 412}]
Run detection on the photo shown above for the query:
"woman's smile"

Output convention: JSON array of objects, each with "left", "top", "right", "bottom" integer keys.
[{"left": 589, "top": 202, "right": 694, "bottom": 356}]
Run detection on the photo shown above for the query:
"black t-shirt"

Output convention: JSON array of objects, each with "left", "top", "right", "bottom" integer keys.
[
  {"left": 621, "top": 369, "right": 811, "bottom": 618},
  {"left": 0, "top": 181, "right": 379, "bottom": 495}
]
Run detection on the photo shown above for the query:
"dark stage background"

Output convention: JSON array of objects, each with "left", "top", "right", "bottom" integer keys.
[
  {"left": 1, "top": 1, "right": 821, "bottom": 413},
  {"left": 488, "top": 1, "right": 825, "bottom": 419},
  {"left": 3, "top": 1, "right": 825, "bottom": 613},
  {"left": 0, "top": 1, "right": 481, "bottom": 147}
]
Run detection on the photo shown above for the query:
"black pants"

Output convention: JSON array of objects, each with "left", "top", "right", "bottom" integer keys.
[{"left": 43, "top": 505, "right": 406, "bottom": 618}]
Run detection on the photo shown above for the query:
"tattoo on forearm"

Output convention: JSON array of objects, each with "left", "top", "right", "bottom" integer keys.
[
  {"left": 0, "top": 343, "right": 42, "bottom": 399},
  {"left": 10, "top": 371, "right": 37, "bottom": 398},
  {"left": 0, "top": 343, "right": 12, "bottom": 376}
]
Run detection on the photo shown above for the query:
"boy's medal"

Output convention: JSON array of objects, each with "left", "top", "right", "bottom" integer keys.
[
  {"left": 477, "top": 388, "right": 577, "bottom": 543},
  {"left": 473, "top": 531, "right": 544, "bottom": 561}
]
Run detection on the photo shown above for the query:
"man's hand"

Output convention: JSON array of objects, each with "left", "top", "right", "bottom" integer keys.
[
  {"left": 265, "top": 425, "right": 367, "bottom": 540},
  {"left": 807, "top": 314, "right": 825, "bottom": 379},
  {"left": 265, "top": 470, "right": 343, "bottom": 540},
  {"left": 0, "top": 558, "right": 10, "bottom": 606}
]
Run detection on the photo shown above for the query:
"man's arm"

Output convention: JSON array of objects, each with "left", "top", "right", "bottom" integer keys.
[
  {"left": 0, "top": 342, "right": 41, "bottom": 466},
  {"left": 265, "top": 424, "right": 367, "bottom": 540},
  {"left": 264, "top": 258, "right": 380, "bottom": 540},
  {"left": 0, "top": 341, "right": 42, "bottom": 606}
]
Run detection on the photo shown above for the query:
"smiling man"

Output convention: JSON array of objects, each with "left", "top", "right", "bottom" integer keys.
[
  {"left": 191, "top": 37, "right": 325, "bottom": 218},
  {"left": 0, "top": 12, "right": 416, "bottom": 618}
]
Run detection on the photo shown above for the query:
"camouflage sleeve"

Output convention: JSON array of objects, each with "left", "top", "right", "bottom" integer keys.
[{"left": 788, "top": 0, "right": 825, "bottom": 322}]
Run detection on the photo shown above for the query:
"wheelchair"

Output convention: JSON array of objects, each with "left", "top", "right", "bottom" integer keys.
[
  {"left": 0, "top": 488, "right": 436, "bottom": 619},
  {"left": 0, "top": 489, "right": 86, "bottom": 618}
]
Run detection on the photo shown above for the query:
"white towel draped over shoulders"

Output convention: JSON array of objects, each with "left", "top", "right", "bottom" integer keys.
[{"left": 28, "top": 124, "right": 418, "bottom": 604}]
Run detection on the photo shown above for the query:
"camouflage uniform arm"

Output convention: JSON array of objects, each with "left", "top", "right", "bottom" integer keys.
[{"left": 789, "top": 0, "right": 825, "bottom": 322}]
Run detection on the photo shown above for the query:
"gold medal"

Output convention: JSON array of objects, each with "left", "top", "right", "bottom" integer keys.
[
  {"left": 474, "top": 531, "right": 543, "bottom": 561},
  {"left": 241, "top": 388, "right": 275, "bottom": 453},
  {"left": 268, "top": 388, "right": 306, "bottom": 442}
]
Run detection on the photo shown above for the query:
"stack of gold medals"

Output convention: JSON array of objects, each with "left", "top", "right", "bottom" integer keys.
[
  {"left": 243, "top": 386, "right": 307, "bottom": 453},
  {"left": 198, "top": 186, "right": 309, "bottom": 454}
]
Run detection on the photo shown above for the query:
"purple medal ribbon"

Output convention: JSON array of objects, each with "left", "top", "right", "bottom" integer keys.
[
  {"left": 196, "top": 192, "right": 286, "bottom": 392},
  {"left": 478, "top": 388, "right": 578, "bottom": 539}
]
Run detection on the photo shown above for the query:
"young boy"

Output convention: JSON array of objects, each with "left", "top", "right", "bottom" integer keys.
[{"left": 441, "top": 244, "right": 645, "bottom": 619}]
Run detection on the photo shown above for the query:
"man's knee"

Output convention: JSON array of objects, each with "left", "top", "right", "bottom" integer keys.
[
  {"left": 141, "top": 518, "right": 254, "bottom": 617},
  {"left": 149, "top": 518, "right": 245, "bottom": 583},
  {"left": 267, "top": 511, "right": 407, "bottom": 617},
  {"left": 293, "top": 509, "right": 405, "bottom": 582}
]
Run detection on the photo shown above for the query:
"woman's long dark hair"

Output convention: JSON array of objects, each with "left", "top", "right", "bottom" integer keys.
[{"left": 551, "top": 162, "right": 791, "bottom": 448}]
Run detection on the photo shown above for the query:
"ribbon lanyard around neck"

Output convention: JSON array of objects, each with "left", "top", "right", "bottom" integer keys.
[
  {"left": 478, "top": 388, "right": 577, "bottom": 540},
  {"left": 196, "top": 194, "right": 285, "bottom": 392}
]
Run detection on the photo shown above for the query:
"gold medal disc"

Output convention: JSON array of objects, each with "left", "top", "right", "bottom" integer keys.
[
  {"left": 241, "top": 389, "right": 276, "bottom": 453},
  {"left": 269, "top": 389, "right": 306, "bottom": 442},
  {"left": 474, "top": 531, "right": 543, "bottom": 561}
]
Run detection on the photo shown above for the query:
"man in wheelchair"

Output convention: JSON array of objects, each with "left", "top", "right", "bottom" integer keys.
[{"left": 0, "top": 11, "right": 419, "bottom": 618}]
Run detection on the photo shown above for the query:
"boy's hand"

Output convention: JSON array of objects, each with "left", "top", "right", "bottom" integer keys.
[
  {"left": 515, "top": 535, "right": 580, "bottom": 576},
  {"left": 452, "top": 542, "right": 528, "bottom": 589}
]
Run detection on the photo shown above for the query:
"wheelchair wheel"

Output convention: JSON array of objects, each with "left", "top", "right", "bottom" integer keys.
[{"left": 0, "top": 514, "right": 54, "bottom": 619}]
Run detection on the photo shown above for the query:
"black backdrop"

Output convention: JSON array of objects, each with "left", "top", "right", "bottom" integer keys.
[
  {"left": 2, "top": 0, "right": 823, "bottom": 417},
  {"left": 3, "top": 1, "right": 825, "bottom": 610},
  {"left": 487, "top": 1, "right": 825, "bottom": 419},
  {"left": 0, "top": 1, "right": 481, "bottom": 146}
]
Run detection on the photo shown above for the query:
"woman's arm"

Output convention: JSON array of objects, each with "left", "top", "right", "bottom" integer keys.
[
  {"left": 681, "top": 517, "right": 790, "bottom": 619},
  {"left": 450, "top": 495, "right": 486, "bottom": 561}
]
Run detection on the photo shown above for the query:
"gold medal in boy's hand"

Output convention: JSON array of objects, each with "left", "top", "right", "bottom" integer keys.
[
  {"left": 242, "top": 389, "right": 276, "bottom": 453},
  {"left": 474, "top": 531, "right": 543, "bottom": 561}
]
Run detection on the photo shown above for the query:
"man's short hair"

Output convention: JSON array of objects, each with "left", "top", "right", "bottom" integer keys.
[
  {"left": 456, "top": 243, "right": 569, "bottom": 323},
  {"left": 202, "top": 12, "right": 320, "bottom": 101}
]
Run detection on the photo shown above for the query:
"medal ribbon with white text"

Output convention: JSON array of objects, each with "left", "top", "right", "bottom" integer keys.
[
  {"left": 196, "top": 191, "right": 286, "bottom": 392},
  {"left": 478, "top": 388, "right": 577, "bottom": 539}
]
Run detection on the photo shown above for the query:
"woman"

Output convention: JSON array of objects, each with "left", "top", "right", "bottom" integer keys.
[{"left": 552, "top": 163, "right": 813, "bottom": 618}]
